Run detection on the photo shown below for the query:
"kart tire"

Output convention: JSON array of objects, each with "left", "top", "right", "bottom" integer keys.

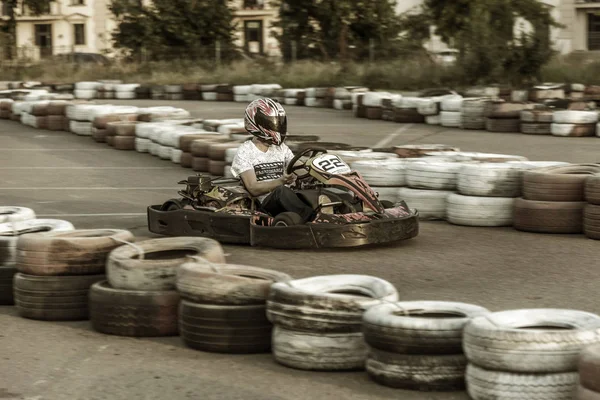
[
  {"left": 577, "top": 385, "right": 600, "bottom": 400},
  {"left": 551, "top": 123, "right": 596, "bottom": 137},
  {"left": 440, "top": 111, "right": 462, "bottom": 127},
  {"left": 209, "top": 143, "right": 241, "bottom": 161},
  {"left": 89, "top": 281, "right": 179, "bottom": 337},
  {"left": 466, "top": 364, "right": 579, "bottom": 400},
  {"left": 177, "top": 261, "right": 291, "bottom": 304},
  {"left": 553, "top": 110, "right": 598, "bottom": 124},
  {"left": 406, "top": 162, "right": 463, "bottom": 190},
  {"left": 179, "top": 301, "right": 272, "bottom": 353},
  {"left": 16, "top": 229, "right": 134, "bottom": 276},
  {"left": 191, "top": 139, "right": 231, "bottom": 157},
  {"left": 362, "top": 301, "right": 489, "bottom": 354},
  {"left": 107, "top": 237, "right": 225, "bottom": 291},
  {"left": 579, "top": 343, "right": 600, "bottom": 392},
  {"left": 272, "top": 326, "right": 367, "bottom": 371},
  {"left": 463, "top": 309, "right": 600, "bottom": 373},
  {"left": 393, "top": 144, "right": 459, "bottom": 158},
  {"left": 521, "top": 122, "right": 552, "bottom": 135},
  {"left": 267, "top": 274, "right": 398, "bottom": 333},
  {"left": 180, "top": 152, "right": 193, "bottom": 168},
  {"left": 273, "top": 212, "right": 304, "bottom": 227},
  {"left": 397, "top": 188, "right": 452, "bottom": 220},
  {"left": 584, "top": 204, "right": 600, "bottom": 240},
  {"left": 180, "top": 134, "right": 224, "bottom": 153},
  {"left": 0, "top": 207, "right": 35, "bottom": 223},
  {"left": 483, "top": 101, "right": 530, "bottom": 119},
  {"left": 513, "top": 198, "right": 585, "bottom": 234},
  {"left": 585, "top": 175, "right": 600, "bottom": 205},
  {"left": 160, "top": 198, "right": 189, "bottom": 212},
  {"left": 523, "top": 164, "right": 600, "bottom": 202},
  {"left": 447, "top": 194, "right": 515, "bottom": 227},
  {"left": 366, "top": 349, "right": 467, "bottom": 391},
  {"left": 0, "top": 266, "right": 17, "bottom": 305},
  {"left": 520, "top": 109, "right": 554, "bottom": 123},
  {"left": 14, "top": 273, "right": 104, "bottom": 321},
  {"left": 485, "top": 118, "right": 521, "bottom": 133},
  {"left": 350, "top": 160, "right": 406, "bottom": 187}
]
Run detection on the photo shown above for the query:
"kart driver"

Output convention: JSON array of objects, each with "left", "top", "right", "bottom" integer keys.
[{"left": 230, "top": 98, "right": 316, "bottom": 222}]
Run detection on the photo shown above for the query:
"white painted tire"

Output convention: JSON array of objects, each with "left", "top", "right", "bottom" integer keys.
[
  {"left": 115, "top": 91, "right": 136, "bottom": 100},
  {"left": 440, "top": 96, "right": 463, "bottom": 112},
  {"left": 304, "top": 98, "right": 326, "bottom": 107},
  {"left": 553, "top": 110, "right": 598, "bottom": 124},
  {"left": 397, "top": 188, "right": 453, "bottom": 220},
  {"left": 70, "top": 121, "right": 93, "bottom": 136},
  {"left": 440, "top": 111, "right": 462, "bottom": 127},
  {"left": 106, "top": 237, "right": 225, "bottom": 291},
  {"left": 406, "top": 162, "right": 463, "bottom": 190},
  {"left": 464, "top": 309, "right": 600, "bottom": 373},
  {"left": 506, "top": 161, "right": 570, "bottom": 169},
  {"left": 551, "top": 123, "right": 596, "bottom": 137},
  {"left": 466, "top": 364, "right": 578, "bottom": 400},
  {"left": 202, "top": 92, "right": 217, "bottom": 101},
  {"left": 74, "top": 89, "right": 96, "bottom": 99},
  {"left": 225, "top": 147, "right": 239, "bottom": 164},
  {"left": 0, "top": 207, "right": 36, "bottom": 223},
  {"left": 75, "top": 81, "right": 101, "bottom": 90},
  {"left": 446, "top": 193, "right": 515, "bottom": 226},
  {"left": 135, "top": 138, "right": 150, "bottom": 153},
  {"left": 272, "top": 326, "right": 367, "bottom": 371},
  {"left": 351, "top": 160, "right": 406, "bottom": 187},
  {"left": 149, "top": 142, "right": 160, "bottom": 156},
  {"left": 417, "top": 98, "right": 439, "bottom": 116},
  {"left": 457, "top": 163, "right": 524, "bottom": 197},
  {"left": 0, "top": 219, "right": 75, "bottom": 267},
  {"left": 394, "top": 96, "right": 417, "bottom": 109},
  {"left": 426, "top": 115, "right": 441, "bottom": 125},
  {"left": 135, "top": 123, "right": 154, "bottom": 139},
  {"left": 234, "top": 94, "right": 248, "bottom": 102},
  {"left": 267, "top": 275, "right": 398, "bottom": 332},
  {"left": 115, "top": 84, "right": 140, "bottom": 92},
  {"left": 423, "top": 152, "right": 528, "bottom": 163},
  {"left": 157, "top": 145, "right": 172, "bottom": 160},
  {"left": 233, "top": 85, "right": 251, "bottom": 95},
  {"left": 171, "top": 148, "right": 183, "bottom": 164}
]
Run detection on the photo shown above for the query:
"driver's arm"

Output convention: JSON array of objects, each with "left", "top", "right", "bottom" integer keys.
[{"left": 240, "top": 169, "right": 290, "bottom": 197}]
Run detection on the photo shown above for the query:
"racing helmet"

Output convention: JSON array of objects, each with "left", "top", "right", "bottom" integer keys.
[{"left": 244, "top": 98, "right": 288, "bottom": 145}]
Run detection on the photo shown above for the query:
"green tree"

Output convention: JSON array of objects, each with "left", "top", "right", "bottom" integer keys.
[
  {"left": 1, "top": 0, "right": 52, "bottom": 59},
  {"left": 271, "top": 0, "right": 403, "bottom": 62},
  {"left": 404, "top": 0, "right": 561, "bottom": 85},
  {"left": 109, "top": 0, "right": 237, "bottom": 61}
]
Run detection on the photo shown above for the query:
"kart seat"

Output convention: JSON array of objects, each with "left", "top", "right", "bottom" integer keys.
[{"left": 295, "top": 190, "right": 320, "bottom": 209}]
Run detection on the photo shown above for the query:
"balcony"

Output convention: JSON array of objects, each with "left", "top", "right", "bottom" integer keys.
[
  {"left": 576, "top": 0, "right": 600, "bottom": 7},
  {"left": 0, "top": 1, "right": 62, "bottom": 20},
  {"left": 234, "top": 0, "right": 276, "bottom": 17}
]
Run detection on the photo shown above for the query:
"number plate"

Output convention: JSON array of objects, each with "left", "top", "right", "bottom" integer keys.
[{"left": 312, "top": 154, "right": 351, "bottom": 174}]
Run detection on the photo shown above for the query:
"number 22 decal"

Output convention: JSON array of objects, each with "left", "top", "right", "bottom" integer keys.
[{"left": 317, "top": 158, "right": 345, "bottom": 171}]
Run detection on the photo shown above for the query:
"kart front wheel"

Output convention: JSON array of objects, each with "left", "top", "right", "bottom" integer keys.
[
  {"left": 273, "top": 212, "right": 304, "bottom": 227},
  {"left": 380, "top": 200, "right": 395, "bottom": 209},
  {"left": 160, "top": 198, "right": 189, "bottom": 212}
]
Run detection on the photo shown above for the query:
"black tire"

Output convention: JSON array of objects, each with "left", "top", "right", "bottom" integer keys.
[
  {"left": 89, "top": 281, "right": 179, "bottom": 337},
  {"left": 179, "top": 301, "right": 272, "bottom": 354},
  {"left": 0, "top": 266, "right": 17, "bottom": 305},
  {"left": 13, "top": 273, "right": 104, "bottom": 320},
  {"left": 273, "top": 212, "right": 304, "bottom": 226},
  {"left": 160, "top": 198, "right": 188, "bottom": 212}
]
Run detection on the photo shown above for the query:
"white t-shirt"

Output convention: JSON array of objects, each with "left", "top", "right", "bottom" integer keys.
[{"left": 230, "top": 140, "right": 295, "bottom": 200}]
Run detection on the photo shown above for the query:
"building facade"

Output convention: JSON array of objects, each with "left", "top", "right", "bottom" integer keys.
[
  {"left": 0, "top": 0, "right": 116, "bottom": 59},
  {"left": 231, "top": 0, "right": 280, "bottom": 57}
]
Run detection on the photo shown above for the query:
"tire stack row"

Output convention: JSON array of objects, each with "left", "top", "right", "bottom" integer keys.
[
  {"left": 0, "top": 207, "right": 38, "bottom": 305},
  {"left": 304, "top": 87, "right": 329, "bottom": 108},
  {"left": 392, "top": 96, "right": 426, "bottom": 123},
  {"left": 552, "top": 110, "right": 598, "bottom": 137},
  {"left": 115, "top": 84, "right": 139, "bottom": 100},
  {"left": 417, "top": 96, "right": 447, "bottom": 125},
  {"left": 461, "top": 98, "right": 491, "bottom": 130},
  {"left": 485, "top": 101, "right": 533, "bottom": 133},
  {"left": 584, "top": 175, "right": 600, "bottom": 240},
  {"left": 520, "top": 108, "right": 554, "bottom": 135},
  {"left": 175, "top": 258, "right": 290, "bottom": 353},
  {"left": 19, "top": 100, "right": 69, "bottom": 130},
  {"left": 333, "top": 87, "right": 356, "bottom": 110},
  {"left": 13, "top": 229, "right": 129, "bottom": 321},
  {"left": 179, "top": 132, "right": 224, "bottom": 168},
  {"left": 283, "top": 89, "right": 305, "bottom": 106},
  {"left": 105, "top": 120, "right": 139, "bottom": 150},
  {"left": 96, "top": 81, "right": 121, "bottom": 100},
  {"left": 93, "top": 108, "right": 138, "bottom": 144},
  {"left": 363, "top": 301, "right": 489, "bottom": 392},
  {"left": 464, "top": 309, "right": 600, "bottom": 400},
  {"left": 74, "top": 81, "right": 102, "bottom": 100},
  {"left": 267, "top": 275, "right": 398, "bottom": 371},
  {"left": 514, "top": 164, "right": 600, "bottom": 234},
  {"left": 90, "top": 237, "right": 225, "bottom": 337},
  {"left": 351, "top": 158, "right": 412, "bottom": 203},
  {"left": 440, "top": 96, "right": 463, "bottom": 127}
]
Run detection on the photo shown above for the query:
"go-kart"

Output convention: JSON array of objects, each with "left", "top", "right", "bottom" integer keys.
[{"left": 147, "top": 147, "right": 419, "bottom": 248}]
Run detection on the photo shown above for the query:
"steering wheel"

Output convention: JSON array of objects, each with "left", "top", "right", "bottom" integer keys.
[{"left": 286, "top": 147, "right": 328, "bottom": 179}]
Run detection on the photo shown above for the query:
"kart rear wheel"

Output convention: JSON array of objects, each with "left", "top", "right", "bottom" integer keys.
[
  {"left": 273, "top": 212, "right": 304, "bottom": 227},
  {"left": 160, "top": 198, "right": 188, "bottom": 212},
  {"left": 380, "top": 200, "right": 395, "bottom": 209}
]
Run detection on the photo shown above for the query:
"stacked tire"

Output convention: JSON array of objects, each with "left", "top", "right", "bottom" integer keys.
[
  {"left": 417, "top": 97, "right": 442, "bottom": 125},
  {"left": 464, "top": 309, "right": 600, "bottom": 399},
  {"left": 440, "top": 96, "right": 463, "bottom": 128},
  {"left": 106, "top": 121, "right": 139, "bottom": 150},
  {"left": 91, "top": 237, "right": 225, "bottom": 337},
  {"left": 176, "top": 258, "right": 291, "bottom": 353},
  {"left": 304, "top": 87, "right": 328, "bottom": 108},
  {"left": 0, "top": 99, "right": 13, "bottom": 119},
  {"left": 333, "top": 87, "right": 355, "bottom": 110},
  {"left": 74, "top": 81, "right": 101, "bottom": 100},
  {"left": 115, "top": 84, "right": 139, "bottom": 100},
  {"left": 577, "top": 344, "right": 600, "bottom": 399},
  {"left": 484, "top": 101, "right": 530, "bottom": 133},
  {"left": 514, "top": 164, "right": 600, "bottom": 234},
  {"left": 392, "top": 97, "right": 425, "bottom": 123},
  {"left": 46, "top": 100, "right": 70, "bottom": 131},
  {"left": 584, "top": 175, "right": 600, "bottom": 240},
  {"left": 351, "top": 159, "right": 406, "bottom": 203},
  {"left": 552, "top": 110, "right": 598, "bottom": 137},
  {"left": 283, "top": 89, "right": 304, "bottom": 106},
  {"left": 267, "top": 275, "right": 398, "bottom": 371},
  {"left": 216, "top": 84, "right": 234, "bottom": 102},
  {"left": 14, "top": 229, "right": 129, "bottom": 321},
  {"left": 359, "top": 92, "right": 389, "bottom": 120},
  {"left": 179, "top": 133, "right": 223, "bottom": 168},
  {"left": 183, "top": 83, "right": 201, "bottom": 100},
  {"left": 165, "top": 85, "right": 183, "bottom": 101},
  {"left": 0, "top": 208, "right": 38, "bottom": 304},
  {"left": 363, "top": 301, "right": 489, "bottom": 391},
  {"left": 520, "top": 108, "right": 554, "bottom": 135},
  {"left": 460, "top": 98, "right": 489, "bottom": 130}
]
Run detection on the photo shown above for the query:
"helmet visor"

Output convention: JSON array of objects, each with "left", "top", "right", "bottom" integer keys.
[{"left": 255, "top": 112, "right": 287, "bottom": 136}]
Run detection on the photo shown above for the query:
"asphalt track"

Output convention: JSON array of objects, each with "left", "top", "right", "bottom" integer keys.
[{"left": 1, "top": 100, "right": 599, "bottom": 400}]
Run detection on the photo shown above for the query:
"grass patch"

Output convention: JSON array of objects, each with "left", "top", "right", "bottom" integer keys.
[{"left": 1, "top": 54, "right": 598, "bottom": 90}]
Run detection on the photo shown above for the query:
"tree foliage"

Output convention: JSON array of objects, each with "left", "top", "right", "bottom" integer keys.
[
  {"left": 271, "top": 0, "right": 407, "bottom": 62},
  {"left": 1, "top": 0, "right": 51, "bottom": 57},
  {"left": 403, "top": 0, "right": 561, "bottom": 85},
  {"left": 109, "top": 0, "right": 237, "bottom": 61}
]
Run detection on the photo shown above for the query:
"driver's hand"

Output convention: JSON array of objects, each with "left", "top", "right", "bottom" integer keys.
[{"left": 282, "top": 172, "right": 296, "bottom": 185}]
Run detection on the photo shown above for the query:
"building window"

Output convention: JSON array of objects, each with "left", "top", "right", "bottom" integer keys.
[
  {"left": 1, "top": 2, "right": 9, "bottom": 17},
  {"left": 74, "top": 24, "right": 85, "bottom": 45},
  {"left": 588, "top": 13, "right": 600, "bottom": 50},
  {"left": 71, "top": 0, "right": 85, "bottom": 5}
]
